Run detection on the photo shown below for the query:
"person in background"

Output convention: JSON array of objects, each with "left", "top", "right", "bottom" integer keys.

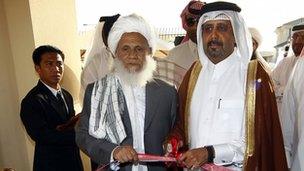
[
  {"left": 280, "top": 47, "right": 304, "bottom": 171},
  {"left": 20, "top": 45, "right": 83, "bottom": 171},
  {"left": 154, "top": 0, "right": 205, "bottom": 88},
  {"left": 271, "top": 24, "right": 304, "bottom": 115},
  {"left": 76, "top": 14, "right": 177, "bottom": 171},
  {"left": 167, "top": 2, "right": 287, "bottom": 170},
  {"left": 249, "top": 27, "right": 271, "bottom": 73},
  {"left": 80, "top": 14, "right": 120, "bottom": 98}
]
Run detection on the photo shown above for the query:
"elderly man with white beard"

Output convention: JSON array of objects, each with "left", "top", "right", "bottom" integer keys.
[{"left": 76, "top": 14, "right": 178, "bottom": 171}]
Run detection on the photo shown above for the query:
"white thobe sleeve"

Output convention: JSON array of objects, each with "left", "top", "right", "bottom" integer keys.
[
  {"left": 281, "top": 70, "right": 297, "bottom": 168},
  {"left": 281, "top": 59, "right": 304, "bottom": 169},
  {"left": 213, "top": 135, "right": 245, "bottom": 165},
  {"left": 271, "top": 60, "right": 285, "bottom": 97}
]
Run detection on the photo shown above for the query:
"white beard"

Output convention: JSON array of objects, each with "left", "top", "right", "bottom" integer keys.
[{"left": 112, "top": 55, "right": 156, "bottom": 87}]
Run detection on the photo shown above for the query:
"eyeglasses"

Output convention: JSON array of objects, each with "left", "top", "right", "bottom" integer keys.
[{"left": 185, "top": 17, "right": 199, "bottom": 27}]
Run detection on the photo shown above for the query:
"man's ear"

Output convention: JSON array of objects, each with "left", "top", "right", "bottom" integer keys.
[{"left": 34, "top": 65, "right": 41, "bottom": 73}]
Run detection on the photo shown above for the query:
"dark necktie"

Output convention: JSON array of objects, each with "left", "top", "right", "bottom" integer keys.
[{"left": 56, "top": 91, "right": 68, "bottom": 117}]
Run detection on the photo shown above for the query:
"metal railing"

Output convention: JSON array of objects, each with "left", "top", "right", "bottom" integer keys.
[{"left": 156, "top": 27, "right": 186, "bottom": 42}]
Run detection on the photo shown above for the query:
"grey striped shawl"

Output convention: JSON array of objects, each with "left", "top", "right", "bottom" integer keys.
[{"left": 88, "top": 74, "right": 126, "bottom": 144}]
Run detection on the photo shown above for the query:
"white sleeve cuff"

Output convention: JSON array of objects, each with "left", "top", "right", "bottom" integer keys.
[
  {"left": 110, "top": 146, "right": 120, "bottom": 171},
  {"left": 213, "top": 144, "right": 235, "bottom": 165}
]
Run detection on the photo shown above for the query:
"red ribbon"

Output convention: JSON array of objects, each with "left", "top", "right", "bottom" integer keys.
[
  {"left": 138, "top": 153, "right": 231, "bottom": 171},
  {"left": 96, "top": 137, "right": 231, "bottom": 171},
  {"left": 138, "top": 153, "right": 176, "bottom": 162}
]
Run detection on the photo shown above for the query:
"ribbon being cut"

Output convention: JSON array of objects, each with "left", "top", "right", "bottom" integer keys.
[
  {"left": 96, "top": 153, "right": 231, "bottom": 171},
  {"left": 96, "top": 138, "right": 231, "bottom": 171}
]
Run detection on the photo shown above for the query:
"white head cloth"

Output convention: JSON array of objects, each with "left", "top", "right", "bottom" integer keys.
[
  {"left": 197, "top": 10, "right": 252, "bottom": 67},
  {"left": 249, "top": 27, "right": 263, "bottom": 46},
  {"left": 80, "top": 21, "right": 113, "bottom": 101},
  {"left": 84, "top": 22, "right": 106, "bottom": 67},
  {"left": 248, "top": 27, "right": 271, "bottom": 72},
  {"left": 108, "top": 13, "right": 157, "bottom": 56}
]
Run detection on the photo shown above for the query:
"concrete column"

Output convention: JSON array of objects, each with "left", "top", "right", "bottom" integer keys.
[
  {"left": 1, "top": 0, "right": 35, "bottom": 170},
  {"left": 0, "top": 0, "right": 90, "bottom": 170}
]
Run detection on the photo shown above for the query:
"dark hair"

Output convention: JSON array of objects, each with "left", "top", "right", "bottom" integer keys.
[{"left": 32, "top": 45, "right": 65, "bottom": 65}]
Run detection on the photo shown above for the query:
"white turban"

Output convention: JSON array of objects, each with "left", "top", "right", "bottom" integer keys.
[
  {"left": 107, "top": 14, "right": 157, "bottom": 56},
  {"left": 249, "top": 27, "right": 262, "bottom": 46}
]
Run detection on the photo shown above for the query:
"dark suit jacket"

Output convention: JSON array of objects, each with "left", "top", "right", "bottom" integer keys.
[
  {"left": 76, "top": 79, "right": 177, "bottom": 171},
  {"left": 20, "top": 80, "right": 83, "bottom": 171}
]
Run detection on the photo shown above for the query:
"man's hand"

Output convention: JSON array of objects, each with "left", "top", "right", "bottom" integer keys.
[
  {"left": 56, "top": 114, "right": 80, "bottom": 131},
  {"left": 163, "top": 138, "right": 184, "bottom": 156},
  {"left": 178, "top": 147, "right": 208, "bottom": 169},
  {"left": 113, "top": 146, "right": 138, "bottom": 164}
]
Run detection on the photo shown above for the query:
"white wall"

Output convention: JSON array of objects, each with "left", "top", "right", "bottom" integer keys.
[{"left": 0, "top": 0, "right": 34, "bottom": 170}]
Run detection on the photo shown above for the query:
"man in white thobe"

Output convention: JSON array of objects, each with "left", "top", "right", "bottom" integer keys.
[
  {"left": 155, "top": 0, "right": 205, "bottom": 87},
  {"left": 249, "top": 27, "right": 271, "bottom": 73},
  {"left": 280, "top": 47, "right": 304, "bottom": 171},
  {"left": 167, "top": 1, "right": 287, "bottom": 171},
  {"left": 271, "top": 24, "right": 304, "bottom": 114}
]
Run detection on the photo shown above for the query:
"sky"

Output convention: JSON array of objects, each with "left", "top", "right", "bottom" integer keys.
[{"left": 75, "top": 0, "right": 303, "bottom": 51}]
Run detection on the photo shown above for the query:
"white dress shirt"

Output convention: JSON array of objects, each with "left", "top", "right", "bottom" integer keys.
[
  {"left": 41, "top": 80, "right": 68, "bottom": 113},
  {"left": 190, "top": 51, "right": 246, "bottom": 166}
]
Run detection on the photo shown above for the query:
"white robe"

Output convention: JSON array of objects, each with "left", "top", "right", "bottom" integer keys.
[
  {"left": 166, "top": 40, "right": 198, "bottom": 72},
  {"left": 280, "top": 57, "right": 304, "bottom": 171},
  {"left": 271, "top": 55, "right": 298, "bottom": 114},
  {"left": 80, "top": 47, "right": 112, "bottom": 99},
  {"left": 154, "top": 40, "right": 198, "bottom": 87},
  {"left": 190, "top": 51, "right": 246, "bottom": 166}
]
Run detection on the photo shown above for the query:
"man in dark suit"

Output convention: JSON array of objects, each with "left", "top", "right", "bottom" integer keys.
[
  {"left": 76, "top": 14, "right": 178, "bottom": 171},
  {"left": 20, "top": 45, "right": 83, "bottom": 171}
]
